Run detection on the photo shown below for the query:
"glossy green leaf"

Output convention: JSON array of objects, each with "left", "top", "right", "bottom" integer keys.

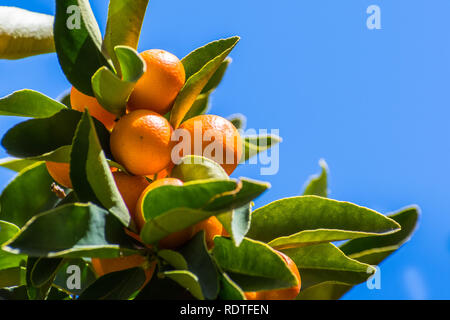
[
  {"left": 54, "top": 0, "right": 111, "bottom": 96},
  {"left": 70, "top": 111, "right": 131, "bottom": 229},
  {"left": 54, "top": 258, "right": 97, "bottom": 295},
  {"left": 102, "top": 0, "right": 149, "bottom": 74},
  {"left": 230, "top": 203, "right": 252, "bottom": 246},
  {"left": 79, "top": 267, "right": 146, "bottom": 300},
  {"left": 170, "top": 37, "right": 240, "bottom": 128},
  {"left": 241, "top": 134, "right": 282, "bottom": 162},
  {"left": 2, "top": 203, "right": 139, "bottom": 258},
  {"left": 162, "top": 270, "right": 204, "bottom": 300},
  {"left": 212, "top": 237, "right": 298, "bottom": 291},
  {"left": 57, "top": 89, "right": 72, "bottom": 108},
  {"left": 340, "top": 206, "right": 419, "bottom": 257},
  {"left": 0, "top": 162, "right": 60, "bottom": 228},
  {"left": 181, "top": 93, "right": 210, "bottom": 122},
  {"left": 0, "top": 221, "right": 26, "bottom": 271},
  {"left": 47, "top": 286, "right": 72, "bottom": 300},
  {"left": 218, "top": 272, "right": 245, "bottom": 300},
  {"left": 177, "top": 232, "right": 219, "bottom": 300},
  {"left": 295, "top": 281, "right": 352, "bottom": 300},
  {"left": 201, "top": 58, "right": 232, "bottom": 94},
  {"left": 0, "top": 90, "right": 66, "bottom": 118},
  {"left": 297, "top": 206, "right": 420, "bottom": 300},
  {"left": 247, "top": 196, "right": 401, "bottom": 248},
  {"left": 0, "top": 158, "right": 38, "bottom": 172},
  {"left": 92, "top": 46, "right": 146, "bottom": 117},
  {"left": 30, "top": 258, "right": 64, "bottom": 287},
  {"left": 171, "top": 155, "right": 228, "bottom": 182},
  {"left": 134, "top": 270, "right": 195, "bottom": 300},
  {"left": 303, "top": 159, "right": 328, "bottom": 197},
  {"left": 1, "top": 109, "right": 111, "bottom": 159},
  {"left": 0, "top": 6, "right": 54, "bottom": 59},
  {"left": 140, "top": 178, "right": 268, "bottom": 245},
  {"left": 282, "top": 243, "right": 375, "bottom": 291},
  {"left": 0, "top": 286, "right": 29, "bottom": 300},
  {"left": 158, "top": 250, "right": 188, "bottom": 271},
  {"left": 26, "top": 257, "right": 57, "bottom": 300},
  {"left": 171, "top": 156, "right": 252, "bottom": 246},
  {"left": 0, "top": 267, "right": 26, "bottom": 288},
  {"left": 0, "top": 221, "right": 19, "bottom": 245},
  {"left": 0, "top": 146, "right": 72, "bottom": 173}
]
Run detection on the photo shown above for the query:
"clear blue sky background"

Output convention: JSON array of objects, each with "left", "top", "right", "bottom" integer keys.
[{"left": 1, "top": 0, "right": 449, "bottom": 299}]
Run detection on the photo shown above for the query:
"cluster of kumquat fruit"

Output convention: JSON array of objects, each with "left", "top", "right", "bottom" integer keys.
[{"left": 44, "top": 49, "right": 300, "bottom": 299}]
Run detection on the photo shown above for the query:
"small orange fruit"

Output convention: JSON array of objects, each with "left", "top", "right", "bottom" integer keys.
[
  {"left": 135, "top": 178, "right": 184, "bottom": 230},
  {"left": 91, "top": 255, "right": 156, "bottom": 286},
  {"left": 112, "top": 172, "right": 150, "bottom": 221},
  {"left": 110, "top": 110, "right": 174, "bottom": 176},
  {"left": 177, "top": 115, "right": 243, "bottom": 175},
  {"left": 70, "top": 87, "right": 117, "bottom": 131},
  {"left": 46, "top": 161, "right": 72, "bottom": 189},
  {"left": 135, "top": 178, "right": 193, "bottom": 249},
  {"left": 245, "top": 251, "right": 301, "bottom": 300},
  {"left": 128, "top": 49, "right": 185, "bottom": 115},
  {"left": 192, "top": 216, "right": 223, "bottom": 250}
]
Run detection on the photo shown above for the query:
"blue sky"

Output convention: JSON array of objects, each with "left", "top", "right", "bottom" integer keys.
[{"left": 1, "top": 0, "right": 449, "bottom": 299}]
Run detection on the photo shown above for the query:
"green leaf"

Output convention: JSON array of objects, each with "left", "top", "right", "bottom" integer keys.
[
  {"left": 228, "top": 113, "right": 247, "bottom": 131},
  {"left": 297, "top": 206, "right": 420, "bottom": 300},
  {"left": 162, "top": 270, "right": 204, "bottom": 300},
  {"left": 30, "top": 258, "right": 64, "bottom": 287},
  {"left": 0, "top": 267, "right": 26, "bottom": 288},
  {"left": 303, "top": 159, "right": 328, "bottom": 197},
  {"left": 218, "top": 272, "right": 245, "bottom": 300},
  {"left": 0, "top": 162, "right": 60, "bottom": 228},
  {"left": 54, "top": 258, "right": 97, "bottom": 295},
  {"left": 241, "top": 134, "right": 282, "bottom": 162},
  {"left": 171, "top": 156, "right": 250, "bottom": 246},
  {"left": 92, "top": 46, "right": 145, "bottom": 117},
  {"left": 102, "top": 0, "right": 149, "bottom": 75},
  {"left": 79, "top": 267, "right": 146, "bottom": 300},
  {"left": 0, "top": 221, "right": 20, "bottom": 245},
  {"left": 0, "top": 158, "right": 38, "bottom": 172},
  {"left": 0, "top": 221, "right": 26, "bottom": 271},
  {"left": 158, "top": 250, "right": 188, "bottom": 271},
  {"left": 0, "top": 286, "right": 29, "bottom": 300},
  {"left": 0, "top": 6, "right": 54, "bottom": 59},
  {"left": 0, "top": 90, "right": 66, "bottom": 118},
  {"left": 134, "top": 269, "right": 195, "bottom": 300},
  {"left": 177, "top": 232, "right": 220, "bottom": 300},
  {"left": 25, "top": 257, "right": 58, "bottom": 300},
  {"left": 57, "top": 89, "right": 72, "bottom": 108},
  {"left": 54, "top": 0, "right": 111, "bottom": 96},
  {"left": 70, "top": 111, "right": 131, "bottom": 229},
  {"left": 212, "top": 237, "right": 298, "bottom": 291},
  {"left": 201, "top": 58, "right": 232, "bottom": 94},
  {"left": 0, "top": 146, "right": 73, "bottom": 173},
  {"left": 171, "top": 155, "right": 229, "bottom": 182},
  {"left": 2, "top": 203, "right": 140, "bottom": 258},
  {"left": 140, "top": 178, "right": 268, "bottom": 245},
  {"left": 181, "top": 93, "right": 210, "bottom": 122},
  {"left": 1, "top": 109, "right": 111, "bottom": 159},
  {"left": 340, "top": 206, "right": 419, "bottom": 258},
  {"left": 170, "top": 37, "right": 240, "bottom": 128},
  {"left": 282, "top": 243, "right": 375, "bottom": 291},
  {"left": 47, "top": 286, "right": 72, "bottom": 300},
  {"left": 247, "top": 196, "right": 401, "bottom": 249},
  {"left": 230, "top": 203, "right": 252, "bottom": 246}
]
